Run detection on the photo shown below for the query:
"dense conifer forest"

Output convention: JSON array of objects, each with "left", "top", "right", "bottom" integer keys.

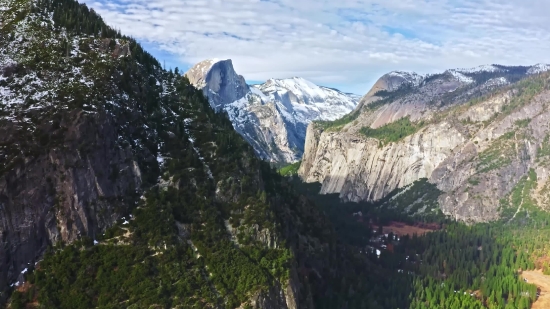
[
  {"left": 359, "top": 116, "right": 424, "bottom": 145},
  {"left": 284, "top": 177, "right": 550, "bottom": 309}
]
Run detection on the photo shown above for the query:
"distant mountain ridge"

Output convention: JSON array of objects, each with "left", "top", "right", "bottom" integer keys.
[
  {"left": 357, "top": 63, "right": 550, "bottom": 110},
  {"left": 185, "top": 59, "right": 359, "bottom": 163}
]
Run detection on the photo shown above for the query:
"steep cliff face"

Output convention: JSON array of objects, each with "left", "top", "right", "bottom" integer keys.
[
  {"left": 431, "top": 89, "right": 550, "bottom": 222},
  {"left": 185, "top": 60, "right": 358, "bottom": 163},
  {"left": 0, "top": 111, "right": 143, "bottom": 295},
  {"left": 0, "top": 0, "right": 162, "bottom": 298},
  {"left": 300, "top": 121, "right": 466, "bottom": 202},
  {"left": 224, "top": 92, "right": 299, "bottom": 162},
  {"left": 185, "top": 59, "right": 250, "bottom": 111},
  {"left": 299, "top": 65, "right": 550, "bottom": 222}
]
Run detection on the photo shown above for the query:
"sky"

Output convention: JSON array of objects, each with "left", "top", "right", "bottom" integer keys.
[{"left": 84, "top": 0, "right": 550, "bottom": 94}]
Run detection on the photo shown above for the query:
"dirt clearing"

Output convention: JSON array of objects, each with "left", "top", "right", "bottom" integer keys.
[
  {"left": 522, "top": 270, "right": 550, "bottom": 309},
  {"left": 372, "top": 221, "right": 440, "bottom": 236}
]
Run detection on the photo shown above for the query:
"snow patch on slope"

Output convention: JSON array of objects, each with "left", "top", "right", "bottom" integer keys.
[
  {"left": 255, "top": 77, "right": 358, "bottom": 124},
  {"left": 455, "top": 64, "right": 502, "bottom": 74},
  {"left": 224, "top": 95, "right": 255, "bottom": 125},
  {"left": 261, "top": 77, "right": 329, "bottom": 102},
  {"left": 249, "top": 86, "right": 269, "bottom": 101},
  {"left": 484, "top": 77, "right": 508, "bottom": 87},
  {"left": 183, "top": 118, "right": 214, "bottom": 179},
  {"left": 387, "top": 71, "right": 425, "bottom": 86},
  {"left": 447, "top": 70, "right": 474, "bottom": 84},
  {"left": 527, "top": 63, "right": 550, "bottom": 74}
]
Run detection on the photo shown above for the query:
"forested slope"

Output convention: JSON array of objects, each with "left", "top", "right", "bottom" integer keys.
[{"left": 0, "top": 0, "right": 389, "bottom": 307}]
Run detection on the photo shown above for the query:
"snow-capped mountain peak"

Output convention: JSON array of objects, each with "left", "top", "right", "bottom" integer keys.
[
  {"left": 258, "top": 77, "right": 349, "bottom": 105},
  {"left": 185, "top": 60, "right": 358, "bottom": 162},
  {"left": 255, "top": 77, "right": 358, "bottom": 121},
  {"left": 264, "top": 76, "right": 319, "bottom": 90}
]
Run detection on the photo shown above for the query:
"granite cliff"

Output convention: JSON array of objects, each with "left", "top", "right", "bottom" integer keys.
[
  {"left": 0, "top": 110, "right": 145, "bottom": 297},
  {"left": 299, "top": 65, "right": 550, "bottom": 222}
]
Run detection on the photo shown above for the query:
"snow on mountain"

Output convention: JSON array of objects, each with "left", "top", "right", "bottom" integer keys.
[
  {"left": 452, "top": 63, "right": 550, "bottom": 76},
  {"left": 447, "top": 70, "right": 475, "bottom": 84},
  {"left": 185, "top": 60, "right": 358, "bottom": 162},
  {"left": 454, "top": 64, "right": 502, "bottom": 74},
  {"left": 223, "top": 93, "right": 260, "bottom": 128},
  {"left": 186, "top": 59, "right": 549, "bottom": 163},
  {"left": 527, "top": 63, "right": 550, "bottom": 74},
  {"left": 483, "top": 77, "right": 508, "bottom": 87},
  {"left": 387, "top": 71, "right": 425, "bottom": 87},
  {"left": 255, "top": 77, "right": 358, "bottom": 124},
  {"left": 381, "top": 63, "right": 547, "bottom": 90},
  {"left": 380, "top": 62, "right": 550, "bottom": 90},
  {"left": 357, "top": 62, "right": 550, "bottom": 114}
]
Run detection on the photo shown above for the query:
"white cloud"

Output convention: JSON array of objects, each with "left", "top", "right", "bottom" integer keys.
[{"left": 84, "top": 0, "right": 550, "bottom": 94}]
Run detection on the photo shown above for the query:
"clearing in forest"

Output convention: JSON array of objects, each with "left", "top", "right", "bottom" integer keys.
[
  {"left": 521, "top": 270, "right": 550, "bottom": 309},
  {"left": 372, "top": 221, "right": 440, "bottom": 236}
]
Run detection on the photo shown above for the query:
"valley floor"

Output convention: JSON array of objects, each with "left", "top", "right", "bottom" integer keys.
[
  {"left": 521, "top": 271, "right": 548, "bottom": 309},
  {"left": 370, "top": 221, "right": 440, "bottom": 236}
]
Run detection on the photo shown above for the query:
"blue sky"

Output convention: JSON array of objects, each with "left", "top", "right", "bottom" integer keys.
[{"left": 85, "top": 0, "right": 550, "bottom": 94}]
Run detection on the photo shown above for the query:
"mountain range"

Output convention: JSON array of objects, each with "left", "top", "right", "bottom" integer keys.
[
  {"left": 184, "top": 59, "right": 550, "bottom": 224},
  {"left": 299, "top": 63, "right": 550, "bottom": 223},
  {"left": 185, "top": 59, "right": 359, "bottom": 163}
]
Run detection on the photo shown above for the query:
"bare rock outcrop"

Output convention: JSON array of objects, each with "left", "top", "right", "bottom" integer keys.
[
  {"left": 0, "top": 111, "right": 143, "bottom": 298},
  {"left": 185, "top": 59, "right": 250, "bottom": 111},
  {"left": 299, "top": 67, "right": 550, "bottom": 222},
  {"left": 301, "top": 121, "right": 466, "bottom": 202}
]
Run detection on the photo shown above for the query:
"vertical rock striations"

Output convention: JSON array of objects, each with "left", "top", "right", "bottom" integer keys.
[
  {"left": 300, "top": 66, "right": 550, "bottom": 222},
  {"left": 0, "top": 111, "right": 144, "bottom": 299},
  {"left": 185, "top": 59, "right": 250, "bottom": 111}
]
